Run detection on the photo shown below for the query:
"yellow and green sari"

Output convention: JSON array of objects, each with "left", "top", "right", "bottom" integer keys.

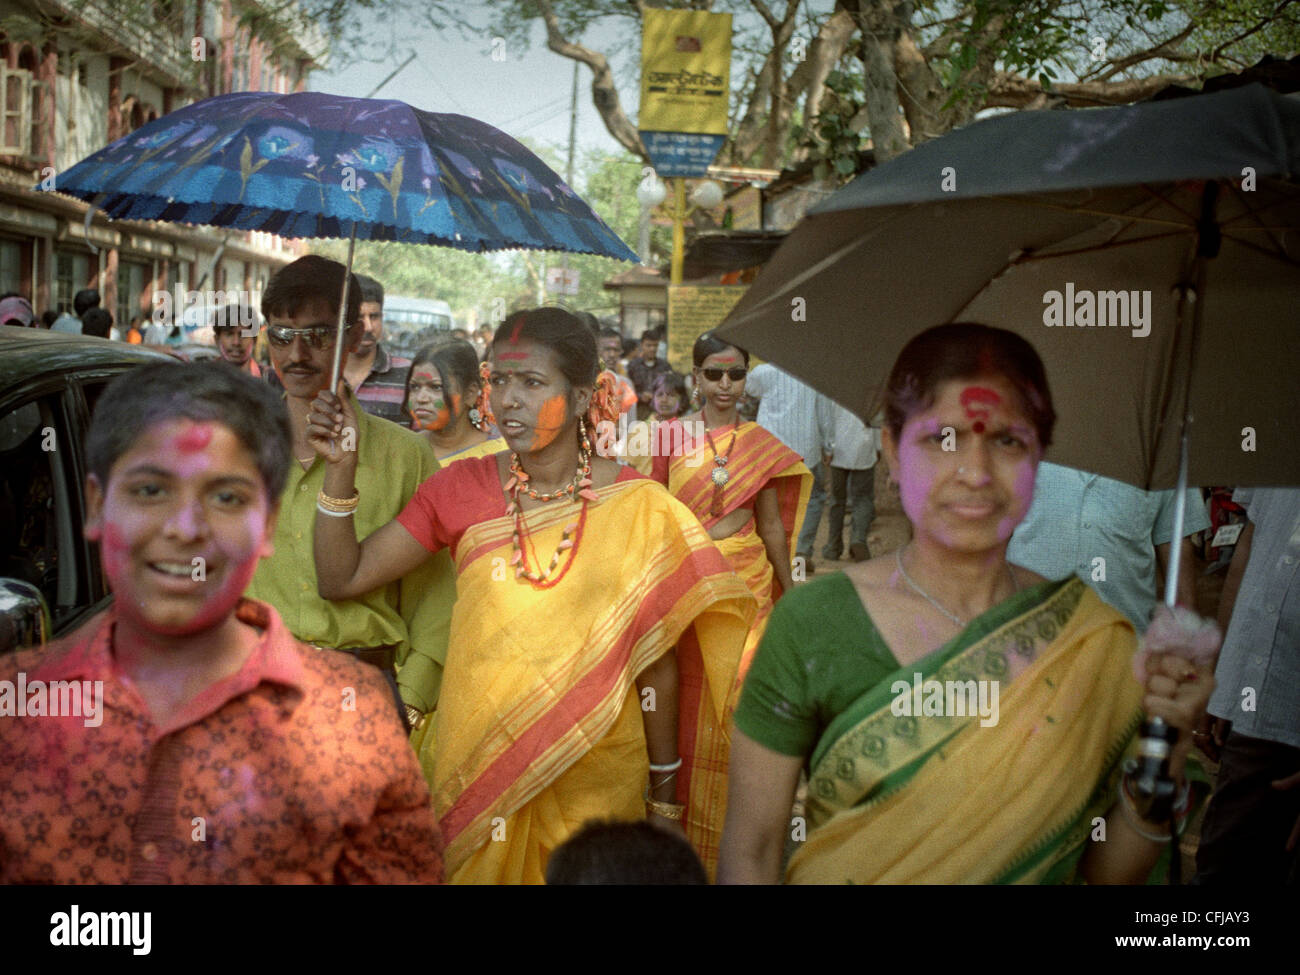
[
  {"left": 421, "top": 468, "right": 754, "bottom": 883},
  {"left": 786, "top": 576, "right": 1142, "bottom": 883}
]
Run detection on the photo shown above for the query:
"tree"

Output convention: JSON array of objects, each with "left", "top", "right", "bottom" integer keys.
[{"left": 476, "top": 0, "right": 1300, "bottom": 173}]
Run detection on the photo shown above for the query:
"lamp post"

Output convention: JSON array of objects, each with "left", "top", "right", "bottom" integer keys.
[{"left": 636, "top": 173, "right": 725, "bottom": 284}]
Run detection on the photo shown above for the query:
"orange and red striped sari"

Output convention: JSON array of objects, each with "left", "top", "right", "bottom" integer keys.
[
  {"left": 428, "top": 475, "right": 754, "bottom": 883},
  {"left": 652, "top": 419, "right": 810, "bottom": 680}
]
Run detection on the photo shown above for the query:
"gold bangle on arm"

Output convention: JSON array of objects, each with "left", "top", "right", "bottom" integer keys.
[
  {"left": 317, "top": 489, "right": 359, "bottom": 513},
  {"left": 645, "top": 795, "right": 685, "bottom": 821}
]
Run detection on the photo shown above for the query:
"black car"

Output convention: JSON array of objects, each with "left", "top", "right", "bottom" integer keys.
[{"left": 0, "top": 326, "right": 173, "bottom": 651}]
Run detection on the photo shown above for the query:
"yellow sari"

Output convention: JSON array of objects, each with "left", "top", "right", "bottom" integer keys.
[
  {"left": 425, "top": 473, "right": 754, "bottom": 883},
  {"left": 786, "top": 578, "right": 1142, "bottom": 884}
]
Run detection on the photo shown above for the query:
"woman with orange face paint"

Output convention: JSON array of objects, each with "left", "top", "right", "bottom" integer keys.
[
  {"left": 308, "top": 308, "right": 755, "bottom": 883},
  {"left": 404, "top": 340, "right": 506, "bottom": 463},
  {"left": 718, "top": 323, "right": 1220, "bottom": 885}
]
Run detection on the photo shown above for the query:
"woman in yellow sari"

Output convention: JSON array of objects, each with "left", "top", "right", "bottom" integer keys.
[
  {"left": 718, "top": 323, "right": 1218, "bottom": 884},
  {"left": 405, "top": 339, "right": 507, "bottom": 462},
  {"left": 307, "top": 308, "right": 754, "bottom": 883},
  {"left": 651, "top": 332, "right": 811, "bottom": 681}
]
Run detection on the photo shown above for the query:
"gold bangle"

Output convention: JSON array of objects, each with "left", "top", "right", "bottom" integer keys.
[
  {"left": 645, "top": 797, "right": 685, "bottom": 821},
  {"left": 317, "top": 489, "right": 359, "bottom": 511}
]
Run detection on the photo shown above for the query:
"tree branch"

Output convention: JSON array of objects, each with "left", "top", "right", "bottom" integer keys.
[{"left": 533, "top": 0, "right": 646, "bottom": 160}]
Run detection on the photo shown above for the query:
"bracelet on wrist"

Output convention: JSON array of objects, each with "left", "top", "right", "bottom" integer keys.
[
  {"left": 316, "top": 502, "right": 355, "bottom": 518},
  {"left": 644, "top": 796, "right": 685, "bottom": 821}
]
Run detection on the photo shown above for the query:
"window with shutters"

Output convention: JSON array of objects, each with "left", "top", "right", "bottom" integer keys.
[{"left": 0, "top": 67, "right": 32, "bottom": 156}]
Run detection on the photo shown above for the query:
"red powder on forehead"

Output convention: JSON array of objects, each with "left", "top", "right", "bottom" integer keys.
[
  {"left": 711, "top": 353, "right": 740, "bottom": 365},
  {"left": 960, "top": 386, "right": 1001, "bottom": 422},
  {"left": 175, "top": 423, "right": 214, "bottom": 452},
  {"left": 509, "top": 320, "right": 526, "bottom": 344},
  {"left": 412, "top": 369, "right": 436, "bottom": 383},
  {"left": 973, "top": 421, "right": 985, "bottom": 434}
]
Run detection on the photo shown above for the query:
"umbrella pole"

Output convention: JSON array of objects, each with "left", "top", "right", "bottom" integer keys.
[
  {"left": 329, "top": 220, "right": 358, "bottom": 393},
  {"left": 1164, "top": 426, "right": 1190, "bottom": 609}
]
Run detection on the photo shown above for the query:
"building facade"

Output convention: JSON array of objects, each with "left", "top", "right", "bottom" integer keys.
[{"left": 0, "top": 0, "right": 326, "bottom": 324}]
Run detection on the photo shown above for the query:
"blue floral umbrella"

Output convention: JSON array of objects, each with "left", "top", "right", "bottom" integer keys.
[{"left": 42, "top": 90, "right": 638, "bottom": 384}]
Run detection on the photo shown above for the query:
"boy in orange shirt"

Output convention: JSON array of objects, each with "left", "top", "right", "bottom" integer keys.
[{"left": 0, "top": 361, "right": 442, "bottom": 883}]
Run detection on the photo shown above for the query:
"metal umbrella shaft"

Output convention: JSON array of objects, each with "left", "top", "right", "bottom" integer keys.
[{"left": 328, "top": 220, "right": 358, "bottom": 393}]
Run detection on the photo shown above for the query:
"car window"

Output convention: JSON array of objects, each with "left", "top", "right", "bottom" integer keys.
[{"left": 0, "top": 393, "right": 79, "bottom": 629}]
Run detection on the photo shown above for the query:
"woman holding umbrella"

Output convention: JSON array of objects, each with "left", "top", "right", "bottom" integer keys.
[
  {"left": 308, "top": 308, "right": 754, "bottom": 883},
  {"left": 717, "top": 323, "right": 1217, "bottom": 884}
]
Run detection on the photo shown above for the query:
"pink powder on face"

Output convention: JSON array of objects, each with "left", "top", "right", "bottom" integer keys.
[
  {"left": 174, "top": 423, "right": 215, "bottom": 453},
  {"left": 997, "top": 460, "right": 1038, "bottom": 542}
]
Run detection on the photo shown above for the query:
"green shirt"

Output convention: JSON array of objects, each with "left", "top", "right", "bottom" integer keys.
[
  {"left": 734, "top": 573, "right": 898, "bottom": 764},
  {"left": 247, "top": 396, "right": 455, "bottom": 713}
]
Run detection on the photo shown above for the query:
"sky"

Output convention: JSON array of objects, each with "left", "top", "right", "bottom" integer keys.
[{"left": 309, "top": 7, "right": 639, "bottom": 167}]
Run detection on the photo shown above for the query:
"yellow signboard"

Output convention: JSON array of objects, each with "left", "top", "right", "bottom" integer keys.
[
  {"left": 667, "top": 285, "right": 746, "bottom": 374},
  {"left": 640, "top": 9, "right": 732, "bottom": 135}
]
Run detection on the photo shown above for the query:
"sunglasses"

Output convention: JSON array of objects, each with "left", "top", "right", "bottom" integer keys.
[
  {"left": 701, "top": 367, "right": 747, "bottom": 382},
  {"left": 266, "top": 325, "right": 338, "bottom": 350}
]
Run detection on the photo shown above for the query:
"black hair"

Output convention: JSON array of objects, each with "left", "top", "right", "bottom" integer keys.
[
  {"left": 81, "top": 307, "right": 113, "bottom": 339},
  {"left": 0, "top": 291, "right": 19, "bottom": 300},
  {"left": 884, "top": 322, "right": 1056, "bottom": 448},
  {"left": 545, "top": 820, "right": 708, "bottom": 885},
  {"left": 493, "top": 307, "right": 599, "bottom": 390},
  {"left": 652, "top": 370, "right": 687, "bottom": 400},
  {"left": 40, "top": 310, "right": 58, "bottom": 328},
  {"left": 621, "top": 336, "right": 638, "bottom": 358},
  {"left": 598, "top": 327, "right": 622, "bottom": 342},
  {"left": 692, "top": 330, "right": 750, "bottom": 368},
  {"left": 406, "top": 339, "right": 481, "bottom": 418},
  {"left": 86, "top": 361, "right": 292, "bottom": 501},
  {"left": 640, "top": 329, "right": 659, "bottom": 343},
  {"left": 354, "top": 273, "right": 384, "bottom": 307},
  {"left": 261, "top": 255, "right": 361, "bottom": 327},
  {"left": 74, "top": 289, "right": 100, "bottom": 317},
  {"left": 210, "top": 302, "right": 260, "bottom": 332}
]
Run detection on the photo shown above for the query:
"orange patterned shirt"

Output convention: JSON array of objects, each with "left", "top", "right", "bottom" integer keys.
[{"left": 0, "top": 599, "right": 443, "bottom": 884}]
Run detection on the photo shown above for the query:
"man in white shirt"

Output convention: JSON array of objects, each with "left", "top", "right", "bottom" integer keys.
[
  {"left": 820, "top": 400, "right": 879, "bottom": 563},
  {"left": 745, "top": 363, "right": 833, "bottom": 571}
]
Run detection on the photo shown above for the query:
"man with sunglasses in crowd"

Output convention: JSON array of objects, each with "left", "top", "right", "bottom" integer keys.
[{"left": 245, "top": 256, "right": 454, "bottom": 731}]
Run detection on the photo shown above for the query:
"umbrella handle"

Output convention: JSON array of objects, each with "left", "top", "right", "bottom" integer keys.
[{"left": 329, "top": 221, "right": 358, "bottom": 393}]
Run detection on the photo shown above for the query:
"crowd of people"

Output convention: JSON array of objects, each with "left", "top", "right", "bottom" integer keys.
[{"left": 0, "top": 253, "right": 1295, "bottom": 886}]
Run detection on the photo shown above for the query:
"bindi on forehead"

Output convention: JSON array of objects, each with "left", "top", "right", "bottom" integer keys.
[
  {"left": 174, "top": 422, "right": 215, "bottom": 453},
  {"left": 960, "top": 386, "right": 1003, "bottom": 434}
]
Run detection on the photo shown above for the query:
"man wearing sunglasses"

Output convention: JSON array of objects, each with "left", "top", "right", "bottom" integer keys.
[{"left": 246, "top": 256, "right": 454, "bottom": 732}]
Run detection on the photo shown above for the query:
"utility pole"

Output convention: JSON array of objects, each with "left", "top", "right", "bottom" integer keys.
[{"left": 561, "top": 60, "right": 579, "bottom": 282}]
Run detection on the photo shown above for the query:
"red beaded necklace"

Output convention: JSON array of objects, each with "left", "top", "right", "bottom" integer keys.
[{"left": 504, "top": 438, "right": 599, "bottom": 587}]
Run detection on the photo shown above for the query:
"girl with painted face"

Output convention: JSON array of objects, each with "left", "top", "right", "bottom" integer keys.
[
  {"left": 719, "top": 322, "right": 1219, "bottom": 885},
  {"left": 404, "top": 340, "right": 506, "bottom": 463},
  {"left": 650, "top": 333, "right": 812, "bottom": 692},
  {"left": 307, "top": 307, "right": 754, "bottom": 882}
]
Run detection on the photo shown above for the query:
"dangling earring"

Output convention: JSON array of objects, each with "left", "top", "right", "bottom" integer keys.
[
  {"left": 469, "top": 406, "right": 483, "bottom": 428},
  {"left": 691, "top": 385, "right": 702, "bottom": 408}
]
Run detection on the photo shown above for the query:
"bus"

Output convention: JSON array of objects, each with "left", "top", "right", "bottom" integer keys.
[{"left": 383, "top": 295, "right": 455, "bottom": 353}]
